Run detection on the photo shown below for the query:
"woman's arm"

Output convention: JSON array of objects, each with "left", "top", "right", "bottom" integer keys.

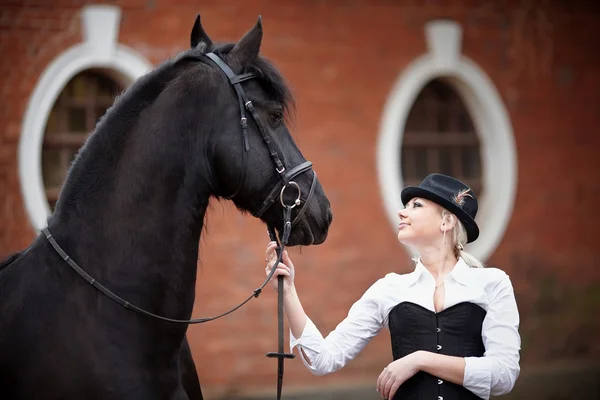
[
  {"left": 281, "top": 286, "right": 314, "bottom": 363},
  {"left": 462, "top": 274, "right": 521, "bottom": 399},
  {"left": 265, "top": 243, "right": 308, "bottom": 338},
  {"left": 265, "top": 242, "right": 385, "bottom": 375},
  {"left": 377, "top": 351, "right": 466, "bottom": 399},
  {"left": 416, "top": 352, "right": 465, "bottom": 385},
  {"left": 282, "top": 286, "right": 307, "bottom": 342}
]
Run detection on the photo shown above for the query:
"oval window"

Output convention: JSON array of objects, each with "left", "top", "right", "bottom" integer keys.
[
  {"left": 41, "top": 70, "right": 124, "bottom": 210},
  {"left": 401, "top": 79, "right": 483, "bottom": 198}
]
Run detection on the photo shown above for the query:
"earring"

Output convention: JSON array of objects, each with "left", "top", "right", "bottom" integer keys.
[{"left": 443, "top": 228, "right": 447, "bottom": 247}]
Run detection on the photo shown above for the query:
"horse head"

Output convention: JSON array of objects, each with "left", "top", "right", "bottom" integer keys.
[{"left": 180, "top": 15, "right": 332, "bottom": 245}]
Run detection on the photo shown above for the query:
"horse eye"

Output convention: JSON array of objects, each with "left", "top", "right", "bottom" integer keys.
[{"left": 270, "top": 111, "right": 283, "bottom": 125}]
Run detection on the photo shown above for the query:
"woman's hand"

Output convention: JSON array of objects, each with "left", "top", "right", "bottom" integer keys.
[
  {"left": 265, "top": 241, "right": 296, "bottom": 295},
  {"left": 376, "top": 351, "right": 422, "bottom": 400}
]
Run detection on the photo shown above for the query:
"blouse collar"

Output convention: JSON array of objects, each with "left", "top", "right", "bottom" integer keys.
[{"left": 408, "top": 257, "right": 471, "bottom": 287}]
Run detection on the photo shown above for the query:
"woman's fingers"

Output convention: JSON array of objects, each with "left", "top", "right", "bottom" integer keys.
[
  {"left": 266, "top": 241, "right": 278, "bottom": 252},
  {"left": 265, "top": 263, "right": 291, "bottom": 277},
  {"left": 265, "top": 241, "right": 277, "bottom": 254},
  {"left": 275, "top": 263, "right": 291, "bottom": 275},
  {"left": 377, "top": 369, "right": 389, "bottom": 397},
  {"left": 388, "top": 381, "right": 401, "bottom": 400},
  {"left": 383, "top": 376, "right": 395, "bottom": 399},
  {"left": 266, "top": 244, "right": 294, "bottom": 272},
  {"left": 282, "top": 250, "right": 294, "bottom": 268}
]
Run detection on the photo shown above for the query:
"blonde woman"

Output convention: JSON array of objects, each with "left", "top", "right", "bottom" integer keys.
[{"left": 265, "top": 173, "right": 521, "bottom": 400}]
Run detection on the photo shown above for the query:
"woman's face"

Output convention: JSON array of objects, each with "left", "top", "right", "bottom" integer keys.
[{"left": 397, "top": 197, "right": 445, "bottom": 247}]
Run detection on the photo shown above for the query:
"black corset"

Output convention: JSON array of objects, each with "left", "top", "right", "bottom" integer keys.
[{"left": 388, "top": 302, "right": 486, "bottom": 400}]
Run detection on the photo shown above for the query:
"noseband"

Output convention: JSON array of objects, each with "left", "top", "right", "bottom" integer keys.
[{"left": 43, "top": 51, "right": 316, "bottom": 400}]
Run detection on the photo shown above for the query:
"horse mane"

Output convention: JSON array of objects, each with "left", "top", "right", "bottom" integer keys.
[
  {"left": 79, "top": 58, "right": 181, "bottom": 157},
  {"left": 79, "top": 40, "right": 295, "bottom": 163},
  {"left": 0, "top": 252, "right": 21, "bottom": 272},
  {"left": 53, "top": 40, "right": 296, "bottom": 216}
]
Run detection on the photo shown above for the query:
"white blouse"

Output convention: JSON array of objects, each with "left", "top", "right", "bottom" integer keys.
[{"left": 290, "top": 258, "right": 521, "bottom": 400}]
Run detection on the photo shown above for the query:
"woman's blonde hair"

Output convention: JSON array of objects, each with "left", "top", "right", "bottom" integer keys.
[
  {"left": 410, "top": 209, "right": 484, "bottom": 268},
  {"left": 441, "top": 209, "right": 484, "bottom": 268}
]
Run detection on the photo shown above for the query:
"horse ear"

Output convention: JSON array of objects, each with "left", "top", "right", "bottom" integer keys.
[
  {"left": 190, "top": 14, "right": 213, "bottom": 49},
  {"left": 230, "top": 15, "right": 263, "bottom": 63}
]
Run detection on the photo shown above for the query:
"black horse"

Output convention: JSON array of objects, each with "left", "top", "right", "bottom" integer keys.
[{"left": 0, "top": 15, "right": 332, "bottom": 400}]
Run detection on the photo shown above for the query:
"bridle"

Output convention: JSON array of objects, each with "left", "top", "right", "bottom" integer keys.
[
  {"left": 42, "top": 51, "right": 318, "bottom": 400},
  {"left": 203, "top": 52, "right": 318, "bottom": 226}
]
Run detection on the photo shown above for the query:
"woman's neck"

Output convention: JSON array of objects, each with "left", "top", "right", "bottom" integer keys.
[{"left": 417, "top": 245, "right": 458, "bottom": 281}]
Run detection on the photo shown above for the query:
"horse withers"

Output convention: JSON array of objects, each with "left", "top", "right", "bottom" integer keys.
[{"left": 0, "top": 15, "right": 332, "bottom": 400}]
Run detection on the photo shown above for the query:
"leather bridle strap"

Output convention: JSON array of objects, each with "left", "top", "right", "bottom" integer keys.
[
  {"left": 42, "top": 212, "right": 291, "bottom": 325},
  {"left": 42, "top": 205, "right": 296, "bottom": 400},
  {"left": 204, "top": 53, "right": 315, "bottom": 230},
  {"left": 203, "top": 52, "right": 310, "bottom": 400},
  {"left": 265, "top": 224, "right": 295, "bottom": 400},
  {"left": 252, "top": 161, "right": 314, "bottom": 223},
  {"left": 204, "top": 53, "right": 286, "bottom": 175}
]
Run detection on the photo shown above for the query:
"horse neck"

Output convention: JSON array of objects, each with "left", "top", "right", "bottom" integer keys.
[{"left": 47, "top": 83, "right": 213, "bottom": 323}]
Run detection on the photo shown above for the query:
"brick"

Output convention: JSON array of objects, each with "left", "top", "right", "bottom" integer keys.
[{"left": 1, "top": 0, "right": 600, "bottom": 395}]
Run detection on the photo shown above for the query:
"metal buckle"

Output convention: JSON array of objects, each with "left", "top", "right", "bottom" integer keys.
[
  {"left": 276, "top": 165, "right": 286, "bottom": 174},
  {"left": 280, "top": 181, "right": 301, "bottom": 209}
]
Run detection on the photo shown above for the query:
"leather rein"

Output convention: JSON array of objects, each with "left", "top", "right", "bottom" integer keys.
[{"left": 43, "top": 51, "right": 317, "bottom": 400}]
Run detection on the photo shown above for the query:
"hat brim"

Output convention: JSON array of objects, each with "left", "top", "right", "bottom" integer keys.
[{"left": 401, "top": 186, "right": 479, "bottom": 243}]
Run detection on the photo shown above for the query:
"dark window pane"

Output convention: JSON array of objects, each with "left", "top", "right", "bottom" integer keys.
[
  {"left": 415, "top": 147, "right": 429, "bottom": 178},
  {"left": 459, "top": 111, "right": 475, "bottom": 132},
  {"left": 462, "top": 147, "right": 481, "bottom": 178},
  {"left": 42, "top": 70, "right": 124, "bottom": 211},
  {"left": 41, "top": 148, "right": 64, "bottom": 188},
  {"left": 68, "top": 107, "right": 87, "bottom": 132},
  {"left": 439, "top": 148, "right": 453, "bottom": 176},
  {"left": 44, "top": 108, "right": 61, "bottom": 136},
  {"left": 401, "top": 78, "right": 482, "bottom": 201},
  {"left": 96, "top": 106, "right": 109, "bottom": 124}
]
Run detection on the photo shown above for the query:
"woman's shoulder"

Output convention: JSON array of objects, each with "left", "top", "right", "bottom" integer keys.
[
  {"left": 363, "top": 270, "right": 416, "bottom": 292},
  {"left": 357, "top": 271, "right": 418, "bottom": 305},
  {"left": 472, "top": 265, "right": 509, "bottom": 280},
  {"left": 467, "top": 264, "right": 515, "bottom": 292},
  {"left": 379, "top": 269, "right": 422, "bottom": 288}
]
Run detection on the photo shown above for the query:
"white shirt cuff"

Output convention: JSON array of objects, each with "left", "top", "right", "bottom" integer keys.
[
  {"left": 289, "top": 318, "right": 323, "bottom": 372},
  {"left": 464, "top": 356, "right": 492, "bottom": 399}
]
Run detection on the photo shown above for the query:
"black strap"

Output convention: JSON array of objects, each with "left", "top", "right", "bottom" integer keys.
[
  {"left": 204, "top": 53, "right": 253, "bottom": 199},
  {"left": 43, "top": 213, "right": 296, "bottom": 400},
  {"left": 173, "top": 52, "right": 309, "bottom": 399},
  {"left": 265, "top": 223, "right": 295, "bottom": 400},
  {"left": 42, "top": 221, "right": 290, "bottom": 325},
  {"left": 253, "top": 161, "right": 313, "bottom": 219},
  {"left": 205, "top": 53, "right": 287, "bottom": 177},
  {"left": 292, "top": 171, "right": 318, "bottom": 226}
]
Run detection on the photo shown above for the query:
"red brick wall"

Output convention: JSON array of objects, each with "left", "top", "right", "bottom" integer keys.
[{"left": 1, "top": 0, "right": 599, "bottom": 397}]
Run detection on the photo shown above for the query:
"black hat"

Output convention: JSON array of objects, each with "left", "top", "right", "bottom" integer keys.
[{"left": 401, "top": 173, "right": 479, "bottom": 243}]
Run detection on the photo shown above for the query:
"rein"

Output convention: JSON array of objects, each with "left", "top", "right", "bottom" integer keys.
[
  {"left": 42, "top": 203, "right": 292, "bottom": 325},
  {"left": 43, "top": 51, "right": 315, "bottom": 400}
]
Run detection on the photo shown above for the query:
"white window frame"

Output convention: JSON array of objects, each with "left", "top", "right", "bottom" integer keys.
[
  {"left": 376, "top": 20, "right": 518, "bottom": 262},
  {"left": 18, "top": 5, "right": 154, "bottom": 231}
]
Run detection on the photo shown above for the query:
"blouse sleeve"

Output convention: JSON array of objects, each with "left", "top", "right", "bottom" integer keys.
[
  {"left": 463, "top": 274, "right": 521, "bottom": 399},
  {"left": 289, "top": 278, "right": 387, "bottom": 376}
]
